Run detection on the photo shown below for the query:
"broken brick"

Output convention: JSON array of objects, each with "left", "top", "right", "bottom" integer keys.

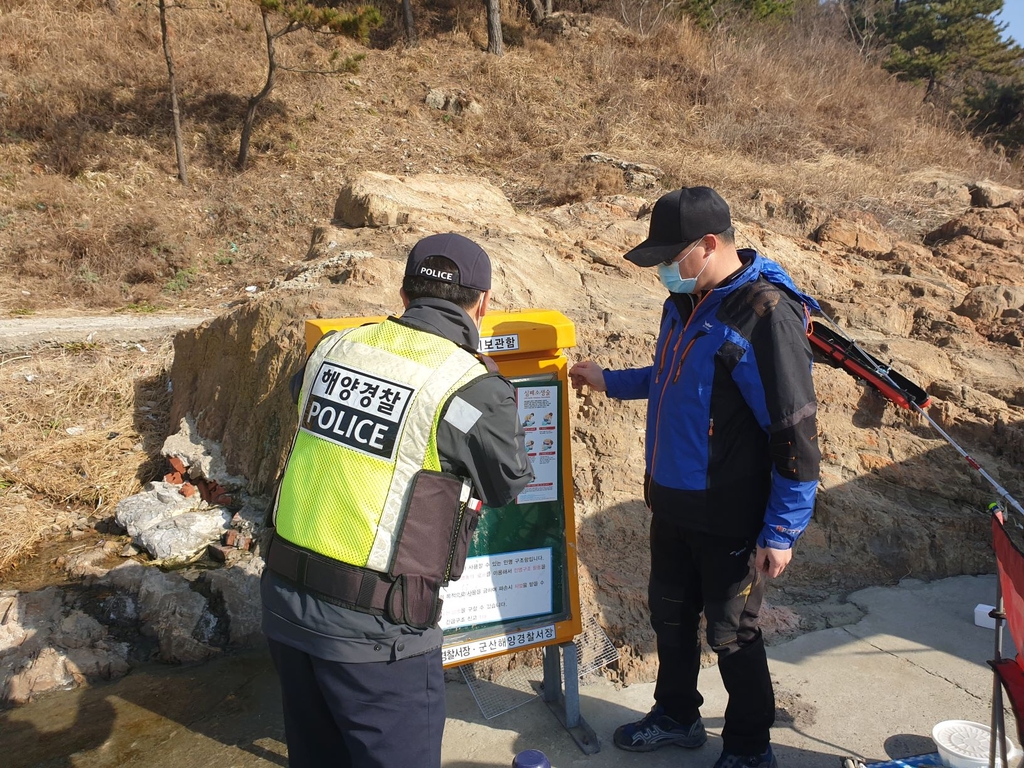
[
  {"left": 223, "top": 529, "right": 238, "bottom": 547},
  {"left": 164, "top": 471, "right": 183, "bottom": 485},
  {"left": 180, "top": 482, "right": 197, "bottom": 498},
  {"left": 208, "top": 543, "right": 234, "bottom": 563},
  {"left": 168, "top": 456, "right": 187, "bottom": 475}
]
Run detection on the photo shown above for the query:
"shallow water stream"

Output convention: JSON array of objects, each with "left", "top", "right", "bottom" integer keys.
[{"left": 0, "top": 648, "right": 286, "bottom": 768}]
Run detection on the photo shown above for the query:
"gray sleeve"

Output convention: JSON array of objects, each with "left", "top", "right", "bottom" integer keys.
[{"left": 435, "top": 374, "right": 534, "bottom": 508}]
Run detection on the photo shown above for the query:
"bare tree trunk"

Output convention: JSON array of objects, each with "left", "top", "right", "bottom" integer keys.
[
  {"left": 523, "top": 0, "right": 545, "bottom": 24},
  {"left": 402, "top": 0, "right": 418, "bottom": 46},
  {"left": 545, "top": 0, "right": 552, "bottom": 17},
  {"left": 486, "top": 0, "right": 503, "bottom": 56},
  {"left": 159, "top": 0, "right": 188, "bottom": 186},
  {"left": 238, "top": 11, "right": 282, "bottom": 170}
]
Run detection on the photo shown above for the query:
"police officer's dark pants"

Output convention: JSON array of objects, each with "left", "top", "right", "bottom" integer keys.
[
  {"left": 648, "top": 513, "right": 774, "bottom": 756},
  {"left": 267, "top": 638, "right": 445, "bottom": 768}
]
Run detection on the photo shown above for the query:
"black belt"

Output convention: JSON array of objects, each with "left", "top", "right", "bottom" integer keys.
[{"left": 266, "top": 533, "right": 392, "bottom": 614}]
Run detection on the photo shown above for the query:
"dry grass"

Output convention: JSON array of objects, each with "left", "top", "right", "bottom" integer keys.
[
  {"left": 0, "top": 491, "right": 58, "bottom": 574},
  {"left": 1, "top": 0, "right": 1020, "bottom": 316},
  {"left": 0, "top": 341, "right": 172, "bottom": 570}
]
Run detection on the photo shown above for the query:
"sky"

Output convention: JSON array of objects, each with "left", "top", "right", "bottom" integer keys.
[{"left": 996, "top": 3, "right": 1024, "bottom": 47}]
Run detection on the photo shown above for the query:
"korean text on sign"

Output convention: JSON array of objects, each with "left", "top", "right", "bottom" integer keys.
[{"left": 479, "top": 334, "right": 520, "bottom": 354}]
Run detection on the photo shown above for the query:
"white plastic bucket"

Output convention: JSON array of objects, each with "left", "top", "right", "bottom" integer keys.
[{"left": 932, "top": 720, "right": 1023, "bottom": 768}]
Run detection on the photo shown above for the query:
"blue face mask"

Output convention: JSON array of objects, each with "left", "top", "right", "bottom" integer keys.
[
  {"left": 657, "top": 240, "right": 707, "bottom": 294},
  {"left": 657, "top": 261, "right": 696, "bottom": 294}
]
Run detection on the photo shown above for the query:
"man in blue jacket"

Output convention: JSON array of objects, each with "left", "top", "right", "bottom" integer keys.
[{"left": 569, "top": 187, "right": 820, "bottom": 768}]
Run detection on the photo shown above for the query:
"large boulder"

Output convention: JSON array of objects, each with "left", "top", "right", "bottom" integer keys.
[
  {"left": 970, "top": 180, "right": 1024, "bottom": 209},
  {"left": 168, "top": 291, "right": 341, "bottom": 494},
  {"left": 955, "top": 285, "right": 1024, "bottom": 322},
  {"left": 333, "top": 171, "right": 545, "bottom": 239},
  {"left": 925, "top": 206, "right": 1022, "bottom": 248},
  {"left": 199, "top": 558, "right": 264, "bottom": 647},
  {"left": 100, "top": 563, "right": 218, "bottom": 663},
  {"left": 814, "top": 217, "right": 893, "bottom": 257}
]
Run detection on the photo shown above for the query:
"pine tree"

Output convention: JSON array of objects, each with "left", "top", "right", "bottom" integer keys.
[{"left": 880, "top": 0, "right": 1020, "bottom": 100}]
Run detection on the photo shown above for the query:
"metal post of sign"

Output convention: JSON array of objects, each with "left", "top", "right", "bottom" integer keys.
[
  {"left": 542, "top": 644, "right": 560, "bottom": 704},
  {"left": 541, "top": 643, "right": 600, "bottom": 754},
  {"left": 562, "top": 642, "right": 581, "bottom": 728}
]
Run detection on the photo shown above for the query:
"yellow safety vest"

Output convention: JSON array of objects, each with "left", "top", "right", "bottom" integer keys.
[{"left": 273, "top": 319, "right": 488, "bottom": 573}]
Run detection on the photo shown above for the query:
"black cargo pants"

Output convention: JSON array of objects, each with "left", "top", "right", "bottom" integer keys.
[{"left": 648, "top": 512, "right": 775, "bottom": 756}]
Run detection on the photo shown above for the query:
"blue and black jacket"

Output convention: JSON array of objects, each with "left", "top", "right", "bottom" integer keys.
[{"left": 604, "top": 250, "right": 821, "bottom": 550}]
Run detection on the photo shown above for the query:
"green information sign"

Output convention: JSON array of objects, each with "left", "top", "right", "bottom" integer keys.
[{"left": 440, "top": 377, "right": 572, "bottom": 659}]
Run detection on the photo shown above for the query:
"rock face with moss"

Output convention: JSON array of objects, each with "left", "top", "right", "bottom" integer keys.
[{"left": 167, "top": 171, "right": 1024, "bottom": 683}]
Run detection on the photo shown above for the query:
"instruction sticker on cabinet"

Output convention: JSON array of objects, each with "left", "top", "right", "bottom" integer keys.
[{"left": 517, "top": 385, "right": 558, "bottom": 504}]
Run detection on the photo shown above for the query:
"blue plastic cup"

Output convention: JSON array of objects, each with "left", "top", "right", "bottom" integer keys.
[{"left": 512, "top": 749, "right": 551, "bottom": 768}]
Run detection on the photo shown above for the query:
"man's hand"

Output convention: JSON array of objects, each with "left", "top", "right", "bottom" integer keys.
[
  {"left": 568, "top": 360, "right": 607, "bottom": 393},
  {"left": 755, "top": 545, "right": 792, "bottom": 579}
]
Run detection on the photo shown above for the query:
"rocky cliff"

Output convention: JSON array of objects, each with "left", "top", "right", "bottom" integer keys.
[{"left": 168, "top": 170, "right": 1024, "bottom": 679}]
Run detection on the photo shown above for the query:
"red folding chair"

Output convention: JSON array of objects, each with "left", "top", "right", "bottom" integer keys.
[{"left": 988, "top": 508, "right": 1024, "bottom": 768}]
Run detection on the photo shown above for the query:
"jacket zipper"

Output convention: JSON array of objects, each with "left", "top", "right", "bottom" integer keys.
[
  {"left": 443, "top": 481, "right": 474, "bottom": 583},
  {"left": 655, "top": 319, "right": 676, "bottom": 383},
  {"left": 672, "top": 337, "right": 698, "bottom": 384},
  {"left": 650, "top": 293, "right": 710, "bottom": 476}
]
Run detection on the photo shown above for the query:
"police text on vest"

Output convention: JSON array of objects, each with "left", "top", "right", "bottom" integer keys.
[{"left": 302, "top": 362, "right": 414, "bottom": 460}]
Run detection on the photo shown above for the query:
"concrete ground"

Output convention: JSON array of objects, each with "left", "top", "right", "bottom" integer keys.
[{"left": 0, "top": 574, "right": 1005, "bottom": 767}]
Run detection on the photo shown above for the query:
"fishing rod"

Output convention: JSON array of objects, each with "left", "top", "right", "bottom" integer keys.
[
  {"left": 810, "top": 311, "right": 1024, "bottom": 519},
  {"left": 734, "top": 232, "right": 1024, "bottom": 516},
  {"left": 731, "top": 231, "right": 1024, "bottom": 516}
]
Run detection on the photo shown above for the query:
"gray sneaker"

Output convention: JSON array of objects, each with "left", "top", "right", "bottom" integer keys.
[{"left": 612, "top": 704, "right": 707, "bottom": 752}]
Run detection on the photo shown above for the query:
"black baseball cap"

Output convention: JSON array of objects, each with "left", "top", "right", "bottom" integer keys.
[
  {"left": 623, "top": 187, "right": 732, "bottom": 267},
  {"left": 405, "top": 233, "right": 492, "bottom": 292}
]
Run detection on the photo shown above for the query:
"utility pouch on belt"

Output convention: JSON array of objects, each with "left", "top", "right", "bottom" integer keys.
[
  {"left": 384, "top": 470, "right": 481, "bottom": 628},
  {"left": 386, "top": 573, "right": 443, "bottom": 629}
]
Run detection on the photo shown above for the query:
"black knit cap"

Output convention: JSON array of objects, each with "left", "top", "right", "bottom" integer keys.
[
  {"left": 623, "top": 187, "right": 732, "bottom": 267},
  {"left": 405, "top": 233, "right": 492, "bottom": 291}
]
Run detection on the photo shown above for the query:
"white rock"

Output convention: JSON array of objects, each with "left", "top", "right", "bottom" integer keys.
[
  {"left": 161, "top": 415, "right": 247, "bottom": 490},
  {"left": 114, "top": 480, "right": 230, "bottom": 560},
  {"left": 136, "top": 507, "right": 232, "bottom": 561}
]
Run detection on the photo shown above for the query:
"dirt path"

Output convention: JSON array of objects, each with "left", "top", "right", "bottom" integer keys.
[{"left": 0, "top": 313, "right": 212, "bottom": 351}]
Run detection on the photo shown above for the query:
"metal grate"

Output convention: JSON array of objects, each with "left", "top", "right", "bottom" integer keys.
[
  {"left": 460, "top": 615, "right": 620, "bottom": 719},
  {"left": 575, "top": 613, "right": 620, "bottom": 679},
  {"left": 460, "top": 659, "right": 543, "bottom": 720}
]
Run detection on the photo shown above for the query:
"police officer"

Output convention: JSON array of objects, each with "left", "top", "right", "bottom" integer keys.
[{"left": 262, "top": 233, "right": 534, "bottom": 768}]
